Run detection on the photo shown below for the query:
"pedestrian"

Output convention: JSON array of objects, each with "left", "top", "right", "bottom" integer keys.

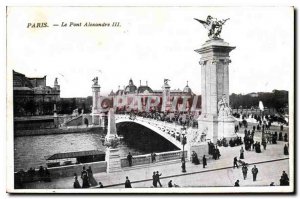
[
  {"left": 81, "top": 166, "right": 87, "bottom": 180},
  {"left": 127, "top": 152, "right": 133, "bottom": 166},
  {"left": 234, "top": 180, "right": 240, "bottom": 187},
  {"left": 98, "top": 182, "right": 104, "bottom": 188},
  {"left": 279, "top": 171, "right": 289, "bottom": 186},
  {"left": 168, "top": 180, "right": 173, "bottom": 187},
  {"left": 125, "top": 176, "right": 132, "bottom": 188},
  {"left": 233, "top": 157, "right": 239, "bottom": 169},
  {"left": 252, "top": 140, "right": 255, "bottom": 151},
  {"left": 156, "top": 171, "right": 162, "bottom": 187},
  {"left": 192, "top": 151, "right": 200, "bottom": 165},
  {"left": 152, "top": 172, "right": 157, "bottom": 187},
  {"left": 151, "top": 152, "right": 157, "bottom": 163},
  {"left": 279, "top": 132, "right": 283, "bottom": 141},
  {"left": 213, "top": 147, "right": 217, "bottom": 160},
  {"left": 284, "top": 133, "right": 288, "bottom": 142},
  {"left": 202, "top": 155, "right": 207, "bottom": 168},
  {"left": 73, "top": 176, "right": 81, "bottom": 188},
  {"left": 242, "top": 165, "right": 248, "bottom": 180},
  {"left": 251, "top": 165, "right": 258, "bottom": 181},
  {"left": 87, "top": 166, "right": 98, "bottom": 186},
  {"left": 81, "top": 173, "right": 90, "bottom": 188},
  {"left": 284, "top": 144, "right": 289, "bottom": 155},
  {"left": 262, "top": 138, "right": 267, "bottom": 150},
  {"left": 216, "top": 147, "right": 221, "bottom": 159},
  {"left": 240, "top": 147, "right": 245, "bottom": 159}
]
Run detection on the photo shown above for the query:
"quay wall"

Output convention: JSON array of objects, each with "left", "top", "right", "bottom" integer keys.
[
  {"left": 48, "top": 161, "right": 107, "bottom": 178},
  {"left": 14, "top": 126, "right": 106, "bottom": 137}
]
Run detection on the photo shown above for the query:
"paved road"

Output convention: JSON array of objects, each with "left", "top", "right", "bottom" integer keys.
[{"left": 23, "top": 138, "right": 291, "bottom": 189}]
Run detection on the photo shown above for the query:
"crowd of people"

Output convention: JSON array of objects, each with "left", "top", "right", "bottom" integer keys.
[
  {"left": 73, "top": 166, "right": 98, "bottom": 188},
  {"left": 229, "top": 136, "right": 243, "bottom": 147},
  {"left": 117, "top": 110, "right": 199, "bottom": 128},
  {"left": 208, "top": 142, "right": 221, "bottom": 160},
  {"left": 15, "top": 165, "right": 51, "bottom": 188}
]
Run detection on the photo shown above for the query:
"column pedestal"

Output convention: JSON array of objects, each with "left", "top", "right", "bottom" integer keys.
[{"left": 105, "top": 147, "right": 122, "bottom": 173}]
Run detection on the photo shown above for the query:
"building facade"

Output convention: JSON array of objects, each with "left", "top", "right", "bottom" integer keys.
[
  {"left": 13, "top": 70, "right": 60, "bottom": 116},
  {"left": 108, "top": 78, "right": 200, "bottom": 113}
]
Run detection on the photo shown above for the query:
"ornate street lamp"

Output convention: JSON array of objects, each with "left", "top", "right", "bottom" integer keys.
[{"left": 181, "top": 126, "right": 187, "bottom": 173}]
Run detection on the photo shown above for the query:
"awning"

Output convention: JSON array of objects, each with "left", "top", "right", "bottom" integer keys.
[{"left": 46, "top": 150, "right": 105, "bottom": 160}]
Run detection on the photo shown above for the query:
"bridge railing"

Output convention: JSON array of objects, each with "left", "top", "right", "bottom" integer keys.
[{"left": 120, "top": 150, "right": 187, "bottom": 168}]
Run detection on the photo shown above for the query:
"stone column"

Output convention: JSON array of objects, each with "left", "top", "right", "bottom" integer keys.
[
  {"left": 196, "top": 39, "right": 236, "bottom": 143},
  {"left": 92, "top": 81, "right": 101, "bottom": 125},
  {"left": 162, "top": 80, "right": 171, "bottom": 112}
]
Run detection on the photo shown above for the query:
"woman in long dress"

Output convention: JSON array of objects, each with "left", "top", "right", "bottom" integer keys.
[
  {"left": 73, "top": 176, "right": 81, "bottom": 188},
  {"left": 87, "top": 166, "right": 98, "bottom": 186}
]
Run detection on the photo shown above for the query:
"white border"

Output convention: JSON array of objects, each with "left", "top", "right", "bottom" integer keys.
[{"left": 1, "top": 1, "right": 298, "bottom": 197}]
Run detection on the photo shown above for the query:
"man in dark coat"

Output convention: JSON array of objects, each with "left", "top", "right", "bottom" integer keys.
[
  {"left": 125, "top": 176, "right": 132, "bottom": 188},
  {"left": 233, "top": 157, "right": 239, "bottom": 169},
  {"left": 127, "top": 152, "right": 133, "bottom": 166},
  {"left": 152, "top": 172, "right": 157, "bottom": 187},
  {"left": 251, "top": 165, "right": 258, "bottom": 181},
  {"left": 202, "top": 155, "right": 207, "bottom": 168},
  {"left": 240, "top": 147, "right": 245, "bottom": 159},
  {"left": 242, "top": 165, "right": 248, "bottom": 180},
  {"left": 216, "top": 147, "right": 221, "bottom": 159},
  {"left": 284, "top": 144, "right": 289, "bottom": 155},
  {"left": 213, "top": 148, "right": 217, "bottom": 160},
  {"left": 151, "top": 152, "right": 157, "bottom": 163},
  {"left": 284, "top": 133, "right": 288, "bottom": 142},
  {"left": 155, "top": 171, "right": 162, "bottom": 187}
]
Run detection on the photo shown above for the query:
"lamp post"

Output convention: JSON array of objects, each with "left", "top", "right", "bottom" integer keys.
[{"left": 181, "top": 126, "right": 187, "bottom": 173}]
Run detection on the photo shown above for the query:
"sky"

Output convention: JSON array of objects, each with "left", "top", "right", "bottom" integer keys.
[{"left": 7, "top": 7, "right": 294, "bottom": 98}]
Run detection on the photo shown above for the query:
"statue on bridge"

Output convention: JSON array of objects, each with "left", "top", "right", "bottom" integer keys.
[
  {"left": 194, "top": 16, "right": 230, "bottom": 39},
  {"left": 164, "top": 79, "right": 170, "bottom": 86},
  {"left": 92, "top": 77, "right": 98, "bottom": 86}
]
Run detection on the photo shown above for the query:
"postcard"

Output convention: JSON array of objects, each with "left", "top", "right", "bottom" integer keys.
[{"left": 6, "top": 6, "right": 294, "bottom": 193}]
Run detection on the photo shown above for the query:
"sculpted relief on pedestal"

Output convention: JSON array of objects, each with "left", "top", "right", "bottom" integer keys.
[{"left": 218, "top": 95, "right": 232, "bottom": 118}]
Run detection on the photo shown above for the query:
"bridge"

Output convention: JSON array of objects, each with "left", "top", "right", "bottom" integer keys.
[{"left": 115, "top": 114, "right": 187, "bottom": 150}]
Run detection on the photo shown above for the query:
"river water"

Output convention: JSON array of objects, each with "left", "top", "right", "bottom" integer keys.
[{"left": 14, "top": 132, "right": 145, "bottom": 171}]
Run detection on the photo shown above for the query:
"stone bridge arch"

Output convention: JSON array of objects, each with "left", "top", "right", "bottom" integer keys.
[{"left": 115, "top": 115, "right": 183, "bottom": 150}]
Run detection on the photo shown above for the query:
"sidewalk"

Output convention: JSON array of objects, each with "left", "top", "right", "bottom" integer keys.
[{"left": 23, "top": 139, "right": 290, "bottom": 189}]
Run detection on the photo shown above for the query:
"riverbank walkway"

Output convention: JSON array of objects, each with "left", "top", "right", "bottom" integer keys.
[{"left": 23, "top": 137, "right": 291, "bottom": 189}]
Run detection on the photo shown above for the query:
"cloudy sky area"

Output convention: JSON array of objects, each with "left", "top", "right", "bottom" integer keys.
[{"left": 7, "top": 7, "right": 293, "bottom": 98}]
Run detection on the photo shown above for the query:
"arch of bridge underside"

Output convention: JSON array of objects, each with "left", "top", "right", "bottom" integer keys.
[{"left": 115, "top": 115, "right": 183, "bottom": 150}]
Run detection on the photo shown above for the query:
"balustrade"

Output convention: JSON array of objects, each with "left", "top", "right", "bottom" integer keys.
[{"left": 120, "top": 150, "right": 187, "bottom": 168}]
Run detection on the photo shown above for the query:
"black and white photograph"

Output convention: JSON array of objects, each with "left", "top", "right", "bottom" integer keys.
[{"left": 5, "top": 6, "right": 294, "bottom": 193}]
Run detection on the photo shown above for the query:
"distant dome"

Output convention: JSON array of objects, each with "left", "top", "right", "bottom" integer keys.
[
  {"left": 124, "top": 78, "right": 137, "bottom": 94},
  {"left": 183, "top": 81, "right": 192, "bottom": 93}
]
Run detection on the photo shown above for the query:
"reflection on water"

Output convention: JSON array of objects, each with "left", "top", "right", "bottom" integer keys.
[{"left": 14, "top": 133, "right": 145, "bottom": 171}]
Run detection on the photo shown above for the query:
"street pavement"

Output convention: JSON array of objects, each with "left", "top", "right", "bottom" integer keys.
[{"left": 23, "top": 133, "right": 291, "bottom": 189}]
